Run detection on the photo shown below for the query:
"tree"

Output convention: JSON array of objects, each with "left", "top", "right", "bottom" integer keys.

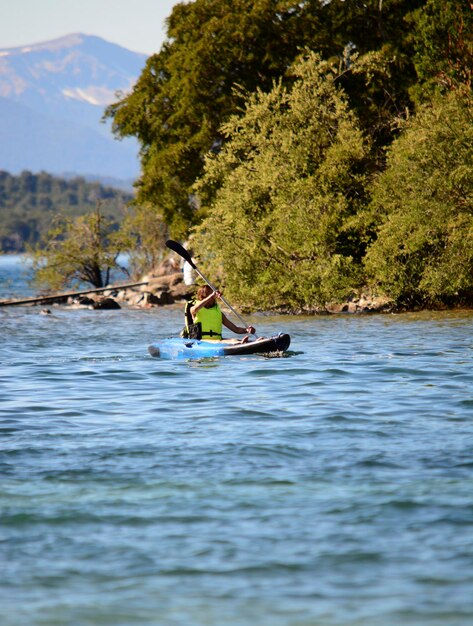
[
  {"left": 408, "top": 0, "right": 473, "bottom": 100},
  {"left": 106, "top": 0, "right": 330, "bottom": 240},
  {"left": 30, "top": 206, "right": 132, "bottom": 291},
  {"left": 193, "top": 53, "right": 370, "bottom": 311},
  {"left": 322, "top": 0, "right": 425, "bottom": 146},
  {"left": 364, "top": 89, "right": 473, "bottom": 306},
  {"left": 119, "top": 202, "right": 168, "bottom": 279},
  {"left": 0, "top": 170, "right": 132, "bottom": 253},
  {"left": 107, "top": 0, "right": 426, "bottom": 243}
]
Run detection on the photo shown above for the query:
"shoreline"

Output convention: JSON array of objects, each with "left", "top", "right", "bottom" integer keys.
[
  {"left": 2, "top": 270, "right": 472, "bottom": 317},
  {"left": 3, "top": 254, "right": 472, "bottom": 315}
]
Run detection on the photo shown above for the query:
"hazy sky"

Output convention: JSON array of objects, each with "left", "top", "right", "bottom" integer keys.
[{"left": 0, "top": 0, "right": 182, "bottom": 55}]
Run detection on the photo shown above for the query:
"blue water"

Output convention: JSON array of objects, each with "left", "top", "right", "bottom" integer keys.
[
  {"left": 1, "top": 255, "right": 473, "bottom": 626},
  {"left": 0, "top": 254, "right": 35, "bottom": 299},
  {"left": 0, "top": 253, "right": 130, "bottom": 300}
]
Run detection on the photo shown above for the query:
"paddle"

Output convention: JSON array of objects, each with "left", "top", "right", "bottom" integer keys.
[{"left": 166, "top": 239, "right": 253, "bottom": 332}]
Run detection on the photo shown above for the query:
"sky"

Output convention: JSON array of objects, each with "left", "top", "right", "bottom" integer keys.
[{"left": 0, "top": 0, "right": 182, "bottom": 55}]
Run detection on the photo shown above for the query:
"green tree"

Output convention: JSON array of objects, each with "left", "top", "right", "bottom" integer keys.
[
  {"left": 409, "top": 0, "right": 473, "bottom": 100},
  {"left": 106, "top": 0, "right": 329, "bottom": 240},
  {"left": 120, "top": 202, "right": 168, "bottom": 279},
  {"left": 364, "top": 89, "right": 473, "bottom": 306},
  {"left": 322, "top": 0, "right": 425, "bottom": 146},
  {"left": 193, "top": 53, "right": 370, "bottom": 311},
  {"left": 0, "top": 170, "right": 132, "bottom": 252},
  {"left": 107, "top": 0, "right": 425, "bottom": 243},
  {"left": 30, "top": 206, "right": 132, "bottom": 291}
]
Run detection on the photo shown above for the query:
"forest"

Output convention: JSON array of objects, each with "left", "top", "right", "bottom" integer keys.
[
  {"left": 35, "top": 0, "right": 473, "bottom": 309},
  {"left": 0, "top": 171, "right": 132, "bottom": 252}
]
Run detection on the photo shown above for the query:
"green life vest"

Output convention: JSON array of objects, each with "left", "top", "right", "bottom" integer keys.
[{"left": 194, "top": 301, "right": 222, "bottom": 340}]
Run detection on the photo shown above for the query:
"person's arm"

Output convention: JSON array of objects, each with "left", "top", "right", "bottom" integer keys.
[{"left": 222, "top": 313, "right": 255, "bottom": 335}]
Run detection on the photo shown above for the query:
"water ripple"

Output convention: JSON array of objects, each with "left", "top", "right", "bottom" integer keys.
[{"left": 1, "top": 306, "right": 473, "bottom": 625}]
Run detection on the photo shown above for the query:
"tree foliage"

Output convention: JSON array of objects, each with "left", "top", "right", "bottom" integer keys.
[
  {"left": 107, "top": 0, "right": 331, "bottom": 239},
  {"left": 321, "top": 0, "right": 425, "bottom": 145},
  {"left": 106, "top": 0, "right": 424, "bottom": 241},
  {"left": 193, "top": 53, "right": 369, "bottom": 310},
  {"left": 364, "top": 89, "right": 473, "bottom": 306},
  {"left": 119, "top": 203, "right": 168, "bottom": 280},
  {"left": 30, "top": 206, "right": 132, "bottom": 291},
  {"left": 408, "top": 0, "right": 473, "bottom": 100},
  {"left": 0, "top": 170, "right": 132, "bottom": 252},
  {"left": 25, "top": 0, "right": 472, "bottom": 310}
]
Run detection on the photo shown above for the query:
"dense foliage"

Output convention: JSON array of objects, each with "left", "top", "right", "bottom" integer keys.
[
  {"left": 0, "top": 171, "right": 132, "bottom": 252},
  {"left": 364, "top": 89, "right": 473, "bottom": 307},
  {"left": 409, "top": 0, "right": 473, "bottom": 99},
  {"left": 106, "top": 0, "right": 423, "bottom": 239},
  {"left": 24, "top": 0, "right": 473, "bottom": 306},
  {"left": 30, "top": 207, "right": 131, "bottom": 291},
  {"left": 194, "top": 54, "right": 369, "bottom": 310}
]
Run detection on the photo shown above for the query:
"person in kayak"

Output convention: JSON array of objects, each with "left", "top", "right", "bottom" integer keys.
[{"left": 189, "top": 284, "right": 256, "bottom": 341}]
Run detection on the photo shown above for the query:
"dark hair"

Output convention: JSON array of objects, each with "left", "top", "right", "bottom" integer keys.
[{"left": 197, "top": 285, "right": 213, "bottom": 301}]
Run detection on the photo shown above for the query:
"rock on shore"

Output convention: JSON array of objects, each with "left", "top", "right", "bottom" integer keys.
[
  {"left": 67, "top": 271, "right": 194, "bottom": 310},
  {"left": 326, "top": 294, "right": 394, "bottom": 314},
  {"left": 65, "top": 262, "right": 393, "bottom": 314}
]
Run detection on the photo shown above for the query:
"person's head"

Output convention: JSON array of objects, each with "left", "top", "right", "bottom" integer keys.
[{"left": 197, "top": 284, "right": 215, "bottom": 306}]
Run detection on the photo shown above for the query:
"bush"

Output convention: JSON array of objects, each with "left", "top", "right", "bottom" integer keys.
[
  {"left": 193, "top": 53, "right": 369, "bottom": 311},
  {"left": 364, "top": 89, "right": 473, "bottom": 306},
  {"left": 30, "top": 206, "right": 132, "bottom": 291}
]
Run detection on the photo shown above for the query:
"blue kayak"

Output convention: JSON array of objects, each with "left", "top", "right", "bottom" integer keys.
[{"left": 148, "top": 333, "right": 291, "bottom": 360}]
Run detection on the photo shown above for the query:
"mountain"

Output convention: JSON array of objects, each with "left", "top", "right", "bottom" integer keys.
[{"left": 0, "top": 34, "right": 147, "bottom": 181}]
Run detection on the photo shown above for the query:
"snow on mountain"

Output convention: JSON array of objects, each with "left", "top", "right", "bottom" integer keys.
[{"left": 0, "top": 34, "right": 148, "bottom": 180}]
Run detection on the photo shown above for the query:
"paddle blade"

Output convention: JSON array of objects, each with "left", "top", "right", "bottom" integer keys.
[{"left": 165, "top": 240, "right": 195, "bottom": 268}]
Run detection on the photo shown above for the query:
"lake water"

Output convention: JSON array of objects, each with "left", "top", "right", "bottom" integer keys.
[{"left": 1, "top": 255, "right": 473, "bottom": 626}]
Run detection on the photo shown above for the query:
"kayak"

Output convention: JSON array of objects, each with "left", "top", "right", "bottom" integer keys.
[
  {"left": 148, "top": 333, "right": 291, "bottom": 360},
  {"left": 148, "top": 333, "right": 290, "bottom": 360}
]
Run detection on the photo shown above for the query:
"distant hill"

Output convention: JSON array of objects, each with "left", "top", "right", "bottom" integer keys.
[
  {"left": 0, "top": 34, "right": 147, "bottom": 180},
  {"left": 0, "top": 170, "right": 133, "bottom": 252}
]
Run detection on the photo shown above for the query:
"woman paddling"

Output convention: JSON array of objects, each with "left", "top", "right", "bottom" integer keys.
[{"left": 189, "top": 285, "right": 256, "bottom": 341}]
